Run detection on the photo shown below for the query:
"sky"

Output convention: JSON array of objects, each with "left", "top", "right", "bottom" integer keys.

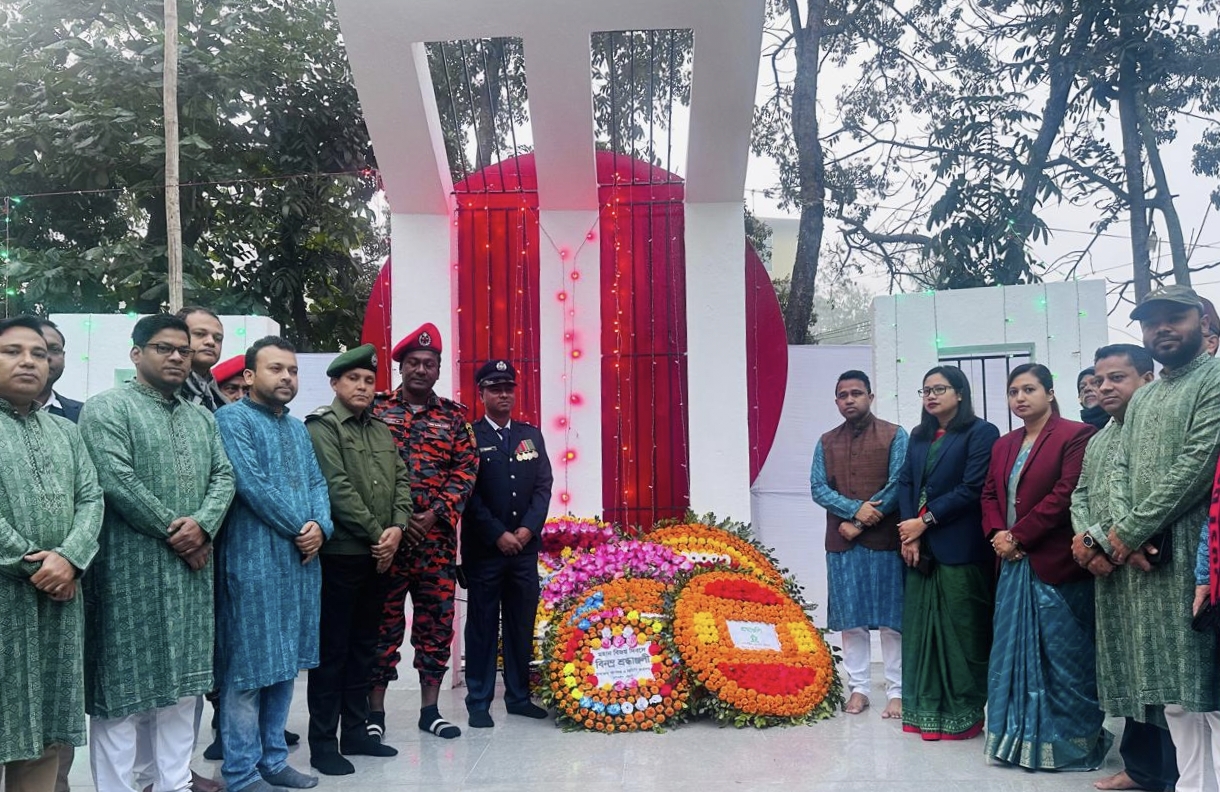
[{"left": 739, "top": 15, "right": 1220, "bottom": 348}]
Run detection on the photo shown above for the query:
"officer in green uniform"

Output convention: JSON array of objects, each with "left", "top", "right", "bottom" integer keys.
[{"left": 303, "top": 344, "right": 411, "bottom": 776}]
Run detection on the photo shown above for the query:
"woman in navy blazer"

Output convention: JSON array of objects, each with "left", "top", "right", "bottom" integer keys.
[
  {"left": 980, "top": 363, "right": 1110, "bottom": 770},
  {"left": 897, "top": 365, "right": 999, "bottom": 741}
]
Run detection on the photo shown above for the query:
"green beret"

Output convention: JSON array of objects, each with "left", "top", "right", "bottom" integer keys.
[{"left": 327, "top": 344, "right": 378, "bottom": 378}]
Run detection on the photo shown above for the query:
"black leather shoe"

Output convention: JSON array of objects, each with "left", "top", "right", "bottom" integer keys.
[{"left": 506, "top": 702, "right": 548, "bottom": 719}]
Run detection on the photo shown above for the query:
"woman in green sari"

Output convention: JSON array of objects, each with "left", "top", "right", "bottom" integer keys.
[{"left": 896, "top": 366, "right": 999, "bottom": 740}]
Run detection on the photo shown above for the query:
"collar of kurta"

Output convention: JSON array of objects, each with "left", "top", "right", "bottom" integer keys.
[
  {"left": 843, "top": 411, "right": 875, "bottom": 437},
  {"left": 129, "top": 379, "right": 183, "bottom": 406},
  {"left": 1161, "top": 350, "right": 1214, "bottom": 381},
  {"left": 242, "top": 396, "right": 291, "bottom": 418},
  {"left": 0, "top": 397, "right": 35, "bottom": 419}
]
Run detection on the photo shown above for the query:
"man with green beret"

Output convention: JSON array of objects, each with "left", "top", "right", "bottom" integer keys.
[{"left": 303, "top": 344, "right": 409, "bottom": 776}]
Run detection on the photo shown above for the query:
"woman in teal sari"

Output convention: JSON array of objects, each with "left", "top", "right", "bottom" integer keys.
[
  {"left": 897, "top": 366, "right": 999, "bottom": 740},
  {"left": 981, "top": 363, "right": 1111, "bottom": 770}
]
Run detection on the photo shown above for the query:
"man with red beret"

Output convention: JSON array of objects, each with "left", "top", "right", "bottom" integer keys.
[
  {"left": 212, "top": 355, "right": 249, "bottom": 403},
  {"left": 367, "top": 323, "right": 478, "bottom": 740}
]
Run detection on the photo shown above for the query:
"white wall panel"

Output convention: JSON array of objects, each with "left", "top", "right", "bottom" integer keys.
[
  {"left": 51, "top": 313, "right": 279, "bottom": 401},
  {"left": 686, "top": 202, "right": 750, "bottom": 522}
]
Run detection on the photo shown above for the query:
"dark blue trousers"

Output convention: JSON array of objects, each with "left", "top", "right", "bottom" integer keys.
[
  {"left": 463, "top": 552, "right": 540, "bottom": 712},
  {"left": 1121, "top": 717, "right": 1177, "bottom": 791}
]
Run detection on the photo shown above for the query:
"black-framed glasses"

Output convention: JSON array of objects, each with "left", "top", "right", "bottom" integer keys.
[
  {"left": 144, "top": 342, "right": 195, "bottom": 358},
  {"left": 917, "top": 385, "right": 954, "bottom": 398}
]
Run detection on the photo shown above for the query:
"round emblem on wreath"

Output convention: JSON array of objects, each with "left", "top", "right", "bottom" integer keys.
[{"left": 418, "top": 332, "right": 432, "bottom": 347}]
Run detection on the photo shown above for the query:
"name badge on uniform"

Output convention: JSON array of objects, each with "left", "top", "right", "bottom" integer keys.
[{"left": 515, "top": 438, "right": 538, "bottom": 462}]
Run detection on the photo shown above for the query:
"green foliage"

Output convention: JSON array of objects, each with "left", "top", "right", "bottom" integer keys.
[
  {"left": 0, "top": 0, "right": 385, "bottom": 350},
  {"left": 744, "top": 206, "right": 773, "bottom": 265}
]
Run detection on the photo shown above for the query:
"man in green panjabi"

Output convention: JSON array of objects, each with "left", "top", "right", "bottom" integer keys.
[
  {"left": 1070, "top": 343, "right": 1169, "bottom": 792},
  {"left": 0, "top": 316, "right": 104, "bottom": 792},
  {"left": 78, "top": 314, "right": 235, "bottom": 792},
  {"left": 1077, "top": 286, "right": 1220, "bottom": 792}
]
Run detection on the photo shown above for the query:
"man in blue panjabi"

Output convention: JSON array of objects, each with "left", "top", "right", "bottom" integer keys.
[{"left": 214, "top": 336, "right": 333, "bottom": 792}]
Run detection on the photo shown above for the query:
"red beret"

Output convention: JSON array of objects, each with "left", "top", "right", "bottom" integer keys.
[
  {"left": 391, "top": 322, "right": 443, "bottom": 363},
  {"left": 211, "top": 354, "right": 246, "bottom": 384}
]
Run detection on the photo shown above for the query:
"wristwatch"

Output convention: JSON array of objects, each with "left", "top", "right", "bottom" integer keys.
[
  {"left": 851, "top": 518, "right": 864, "bottom": 530},
  {"left": 1081, "top": 533, "right": 1096, "bottom": 550},
  {"left": 921, "top": 512, "right": 935, "bottom": 526}
]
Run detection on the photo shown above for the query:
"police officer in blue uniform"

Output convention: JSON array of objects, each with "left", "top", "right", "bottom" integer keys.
[{"left": 462, "top": 360, "right": 553, "bottom": 727}]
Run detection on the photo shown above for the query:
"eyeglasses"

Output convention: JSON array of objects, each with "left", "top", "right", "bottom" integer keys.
[
  {"left": 917, "top": 385, "right": 954, "bottom": 398},
  {"left": 143, "top": 343, "right": 196, "bottom": 358}
]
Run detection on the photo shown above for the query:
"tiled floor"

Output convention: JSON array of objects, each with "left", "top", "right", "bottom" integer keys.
[{"left": 64, "top": 666, "right": 1129, "bottom": 792}]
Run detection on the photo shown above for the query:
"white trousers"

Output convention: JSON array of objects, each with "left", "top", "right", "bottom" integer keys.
[
  {"left": 130, "top": 696, "right": 203, "bottom": 789},
  {"left": 1164, "top": 704, "right": 1220, "bottom": 792},
  {"left": 841, "top": 627, "right": 902, "bottom": 699},
  {"left": 89, "top": 697, "right": 195, "bottom": 792}
]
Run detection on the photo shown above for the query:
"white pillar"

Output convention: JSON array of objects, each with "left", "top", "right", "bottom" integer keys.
[
  {"left": 389, "top": 212, "right": 459, "bottom": 398},
  {"left": 537, "top": 210, "right": 604, "bottom": 518},
  {"left": 684, "top": 202, "right": 751, "bottom": 521}
]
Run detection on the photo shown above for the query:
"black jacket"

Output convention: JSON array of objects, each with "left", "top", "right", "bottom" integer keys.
[
  {"left": 898, "top": 417, "right": 1000, "bottom": 565},
  {"left": 47, "top": 392, "right": 84, "bottom": 424},
  {"left": 461, "top": 419, "right": 553, "bottom": 561}
]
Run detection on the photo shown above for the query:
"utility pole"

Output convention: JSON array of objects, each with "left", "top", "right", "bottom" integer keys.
[{"left": 164, "top": 0, "right": 183, "bottom": 312}]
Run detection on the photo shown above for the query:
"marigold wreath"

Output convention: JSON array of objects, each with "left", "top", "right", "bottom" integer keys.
[
  {"left": 646, "top": 523, "right": 786, "bottom": 586},
  {"left": 541, "top": 578, "right": 690, "bottom": 732},
  {"left": 671, "top": 571, "right": 841, "bottom": 726}
]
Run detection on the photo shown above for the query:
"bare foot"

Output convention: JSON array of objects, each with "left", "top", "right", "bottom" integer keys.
[
  {"left": 844, "top": 692, "right": 870, "bottom": 714},
  {"left": 1094, "top": 771, "right": 1145, "bottom": 791},
  {"left": 881, "top": 697, "right": 902, "bottom": 719}
]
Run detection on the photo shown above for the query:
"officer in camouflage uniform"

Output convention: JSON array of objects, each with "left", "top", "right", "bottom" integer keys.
[{"left": 368, "top": 324, "right": 478, "bottom": 740}]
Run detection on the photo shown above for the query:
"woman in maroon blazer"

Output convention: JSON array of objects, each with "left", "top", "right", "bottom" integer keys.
[{"left": 980, "top": 363, "right": 1111, "bottom": 771}]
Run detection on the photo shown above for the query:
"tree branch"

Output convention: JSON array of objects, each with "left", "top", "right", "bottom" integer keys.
[{"left": 1044, "top": 156, "right": 1130, "bottom": 203}]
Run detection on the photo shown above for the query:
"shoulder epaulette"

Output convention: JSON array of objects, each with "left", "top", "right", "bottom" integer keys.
[
  {"left": 437, "top": 395, "right": 468, "bottom": 412},
  {"left": 305, "top": 406, "right": 333, "bottom": 422}
]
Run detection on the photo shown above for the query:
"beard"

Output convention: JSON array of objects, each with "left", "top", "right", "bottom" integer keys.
[{"left": 1151, "top": 326, "right": 1204, "bottom": 369}]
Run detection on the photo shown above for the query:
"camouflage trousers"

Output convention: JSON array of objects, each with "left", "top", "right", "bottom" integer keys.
[{"left": 369, "top": 523, "right": 457, "bottom": 689}]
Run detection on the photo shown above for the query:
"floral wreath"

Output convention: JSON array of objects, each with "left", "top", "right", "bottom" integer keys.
[
  {"left": 541, "top": 515, "right": 616, "bottom": 556},
  {"left": 542, "top": 578, "right": 689, "bottom": 732},
  {"left": 539, "top": 540, "right": 692, "bottom": 611},
  {"left": 671, "top": 571, "right": 841, "bottom": 726},
  {"left": 645, "top": 523, "right": 786, "bottom": 587},
  {"left": 535, "top": 541, "right": 691, "bottom": 672}
]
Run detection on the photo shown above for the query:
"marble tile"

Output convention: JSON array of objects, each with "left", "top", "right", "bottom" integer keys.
[{"left": 61, "top": 669, "right": 1134, "bottom": 792}]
